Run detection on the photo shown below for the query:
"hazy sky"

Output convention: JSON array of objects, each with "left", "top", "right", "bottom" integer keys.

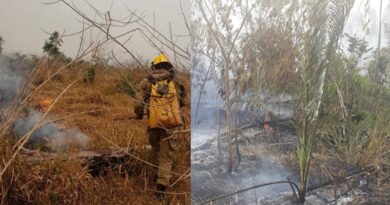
[
  {"left": 0, "top": 0, "right": 190, "bottom": 61},
  {"left": 345, "top": 0, "right": 390, "bottom": 48},
  {"left": 0, "top": 0, "right": 388, "bottom": 61}
]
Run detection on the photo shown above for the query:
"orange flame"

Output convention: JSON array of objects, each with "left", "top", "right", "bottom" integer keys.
[
  {"left": 31, "top": 97, "right": 53, "bottom": 111},
  {"left": 39, "top": 99, "right": 53, "bottom": 108},
  {"left": 263, "top": 123, "right": 274, "bottom": 134}
]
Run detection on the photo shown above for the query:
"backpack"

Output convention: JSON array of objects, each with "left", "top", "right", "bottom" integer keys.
[{"left": 149, "top": 79, "right": 183, "bottom": 129}]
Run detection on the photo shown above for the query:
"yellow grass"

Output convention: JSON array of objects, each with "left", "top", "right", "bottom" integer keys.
[{"left": 1, "top": 61, "right": 191, "bottom": 204}]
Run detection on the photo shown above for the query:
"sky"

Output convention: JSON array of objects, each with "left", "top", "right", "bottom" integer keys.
[
  {"left": 0, "top": 0, "right": 190, "bottom": 61},
  {"left": 0, "top": 0, "right": 388, "bottom": 62},
  {"left": 345, "top": 0, "right": 390, "bottom": 49}
]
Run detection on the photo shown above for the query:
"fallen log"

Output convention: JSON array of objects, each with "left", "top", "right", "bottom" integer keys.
[
  {"left": 20, "top": 146, "right": 152, "bottom": 176},
  {"left": 77, "top": 149, "right": 131, "bottom": 176},
  {"left": 219, "top": 117, "right": 294, "bottom": 139}
]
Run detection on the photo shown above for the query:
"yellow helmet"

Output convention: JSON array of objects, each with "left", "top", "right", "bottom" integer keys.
[{"left": 152, "top": 53, "right": 170, "bottom": 66}]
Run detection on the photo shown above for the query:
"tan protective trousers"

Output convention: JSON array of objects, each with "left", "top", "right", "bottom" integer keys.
[{"left": 148, "top": 128, "right": 178, "bottom": 187}]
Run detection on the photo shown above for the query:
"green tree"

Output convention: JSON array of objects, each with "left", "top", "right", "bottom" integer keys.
[
  {"left": 42, "top": 31, "right": 63, "bottom": 58},
  {"left": 369, "top": 48, "right": 390, "bottom": 86},
  {"left": 0, "top": 35, "right": 4, "bottom": 54}
]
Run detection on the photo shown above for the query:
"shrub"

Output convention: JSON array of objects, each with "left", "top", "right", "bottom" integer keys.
[
  {"left": 0, "top": 35, "right": 4, "bottom": 54},
  {"left": 117, "top": 75, "right": 136, "bottom": 97},
  {"left": 85, "top": 65, "right": 96, "bottom": 84}
]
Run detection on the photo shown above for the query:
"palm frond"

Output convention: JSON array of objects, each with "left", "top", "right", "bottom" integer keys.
[{"left": 296, "top": 0, "right": 355, "bottom": 202}]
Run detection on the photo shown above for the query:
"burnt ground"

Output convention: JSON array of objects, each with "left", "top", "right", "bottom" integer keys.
[
  {"left": 191, "top": 120, "right": 296, "bottom": 204},
  {"left": 191, "top": 119, "right": 379, "bottom": 205}
]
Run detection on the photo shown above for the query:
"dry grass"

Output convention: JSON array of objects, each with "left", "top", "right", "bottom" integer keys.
[
  {"left": 1, "top": 60, "right": 191, "bottom": 204},
  {"left": 312, "top": 124, "right": 390, "bottom": 202}
]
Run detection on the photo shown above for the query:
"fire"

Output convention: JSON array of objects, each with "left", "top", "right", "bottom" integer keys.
[
  {"left": 39, "top": 99, "right": 52, "bottom": 108},
  {"left": 30, "top": 97, "right": 53, "bottom": 111},
  {"left": 263, "top": 112, "right": 275, "bottom": 135},
  {"left": 263, "top": 123, "right": 275, "bottom": 135}
]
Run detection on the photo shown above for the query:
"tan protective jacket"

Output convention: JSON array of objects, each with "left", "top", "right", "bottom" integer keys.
[{"left": 134, "top": 69, "right": 187, "bottom": 121}]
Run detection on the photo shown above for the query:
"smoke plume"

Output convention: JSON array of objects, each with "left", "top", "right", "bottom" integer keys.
[
  {"left": 14, "top": 110, "right": 90, "bottom": 151},
  {"left": 1, "top": 54, "right": 90, "bottom": 151},
  {"left": 0, "top": 55, "right": 22, "bottom": 111}
]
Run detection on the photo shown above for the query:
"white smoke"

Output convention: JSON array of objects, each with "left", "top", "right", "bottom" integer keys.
[
  {"left": 14, "top": 110, "right": 90, "bottom": 151},
  {"left": 0, "top": 55, "right": 22, "bottom": 111},
  {"left": 191, "top": 59, "right": 296, "bottom": 204},
  {"left": 1, "top": 54, "right": 90, "bottom": 151}
]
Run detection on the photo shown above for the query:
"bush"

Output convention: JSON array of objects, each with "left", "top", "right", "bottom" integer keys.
[
  {"left": 0, "top": 35, "right": 4, "bottom": 54},
  {"left": 85, "top": 65, "right": 96, "bottom": 84},
  {"left": 117, "top": 75, "right": 136, "bottom": 97}
]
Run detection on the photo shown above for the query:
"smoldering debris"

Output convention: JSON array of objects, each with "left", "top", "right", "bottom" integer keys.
[
  {"left": 14, "top": 110, "right": 90, "bottom": 152},
  {"left": 191, "top": 81, "right": 296, "bottom": 204},
  {"left": 191, "top": 129, "right": 295, "bottom": 204}
]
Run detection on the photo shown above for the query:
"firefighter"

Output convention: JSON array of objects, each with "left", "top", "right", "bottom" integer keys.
[{"left": 134, "top": 53, "right": 186, "bottom": 199}]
